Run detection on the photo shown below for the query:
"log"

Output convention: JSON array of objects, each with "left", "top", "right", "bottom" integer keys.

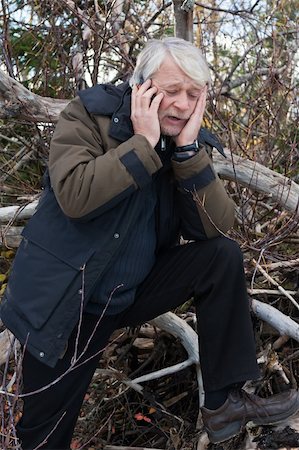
[
  {"left": 251, "top": 298, "right": 299, "bottom": 341},
  {"left": 213, "top": 151, "right": 299, "bottom": 215},
  {"left": 0, "top": 70, "right": 67, "bottom": 122}
]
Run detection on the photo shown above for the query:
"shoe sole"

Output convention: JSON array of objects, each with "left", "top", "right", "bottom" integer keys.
[{"left": 207, "top": 400, "right": 299, "bottom": 444}]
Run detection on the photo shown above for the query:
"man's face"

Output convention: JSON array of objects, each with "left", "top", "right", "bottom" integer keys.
[{"left": 151, "top": 56, "right": 204, "bottom": 137}]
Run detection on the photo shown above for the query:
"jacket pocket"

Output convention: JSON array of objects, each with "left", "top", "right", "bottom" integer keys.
[{"left": 7, "top": 231, "right": 95, "bottom": 330}]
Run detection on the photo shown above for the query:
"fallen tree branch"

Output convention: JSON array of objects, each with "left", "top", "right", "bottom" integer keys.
[
  {"left": 213, "top": 151, "right": 299, "bottom": 216},
  {"left": 0, "top": 328, "right": 17, "bottom": 364},
  {"left": 150, "top": 312, "right": 204, "bottom": 406},
  {"left": 251, "top": 299, "right": 299, "bottom": 341},
  {"left": 0, "top": 68, "right": 290, "bottom": 123},
  {"left": 2, "top": 300, "right": 298, "bottom": 370},
  {"left": 0, "top": 70, "right": 67, "bottom": 122}
]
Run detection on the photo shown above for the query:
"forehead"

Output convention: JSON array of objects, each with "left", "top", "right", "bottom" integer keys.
[{"left": 152, "top": 56, "right": 200, "bottom": 89}]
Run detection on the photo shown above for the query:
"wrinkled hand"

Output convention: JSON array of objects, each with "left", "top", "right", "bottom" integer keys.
[
  {"left": 131, "top": 79, "right": 164, "bottom": 148},
  {"left": 174, "top": 85, "right": 207, "bottom": 147}
]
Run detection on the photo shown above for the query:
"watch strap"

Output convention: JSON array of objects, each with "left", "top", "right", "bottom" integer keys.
[{"left": 175, "top": 140, "right": 200, "bottom": 153}]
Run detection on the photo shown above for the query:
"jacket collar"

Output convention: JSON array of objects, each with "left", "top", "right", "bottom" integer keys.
[{"left": 78, "top": 82, "right": 134, "bottom": 142}]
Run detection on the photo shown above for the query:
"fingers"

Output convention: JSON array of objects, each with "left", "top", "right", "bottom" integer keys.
[
  {"left": 134, "top": 80, "right": 158, "bottom": 108},
  {"left": 131, "top": 80, "right": 152, "bottom": 113},
  {"left": 187, "top": 85, "right": 207, "bottom": 134},
  {"left": 150, "top": 92, "right": 164, "bottom": 111},
  {"left": 173, "top": 85, "right": 208, "bottom": 146},
  {"left": 193, "top": 85, "right": 207, "bottom": 123},
  {"left": 135, "top": 78, "right": 152, "bottom": 94},
  {"left": 131, "top": 79, "right": 163, "bottom": 115},
  {"left": 130, "top": 79, "right": 163, "bottom": 148}
]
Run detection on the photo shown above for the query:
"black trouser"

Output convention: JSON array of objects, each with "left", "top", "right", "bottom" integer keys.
[{"left": 16, "top": 237, "right": 260, "bottom": 450}]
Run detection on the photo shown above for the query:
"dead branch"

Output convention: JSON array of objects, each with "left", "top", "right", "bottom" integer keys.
[
  {"left": 0, "top": 70, "right": 68, "bottom": 122},
  {"left": 194, "top": 0, "right": 260, "bottom": 15},
  {"left": 150, "top": 312, "right": 204, "bottom": 407},
  {"left": 251, "top": 299, "right": 299, "bottom": 342},
  {"left": 263, "top": 258, "right": 299, "bottom": 270},
  {"left": 220, "top": 67, "right": 286, "bottom": 95},
  {"left": 0, "top": 328, "right": 17, "bottom": 363},
  {"left": 213, "top": 151, "right": 299, "bottom": 215},
  {"left": 248, "top": 289, "right": 298, "bottom": 296}
]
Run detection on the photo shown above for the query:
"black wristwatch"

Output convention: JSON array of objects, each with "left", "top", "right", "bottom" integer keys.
[{"left": 175, "top": 140, "right": 200, "bottom": 152}]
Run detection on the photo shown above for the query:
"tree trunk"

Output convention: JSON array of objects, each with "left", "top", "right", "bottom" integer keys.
[{"left": 173, "top": 0, "right": 194, "bottom": 41}]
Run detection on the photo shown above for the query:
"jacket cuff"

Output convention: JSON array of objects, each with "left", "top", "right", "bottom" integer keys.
[
  {"left": 118, "top": 134, "right": 162, "bottom": 182},
  {"left": 172, "top": 149, "right": 216, "bottom": 191}
]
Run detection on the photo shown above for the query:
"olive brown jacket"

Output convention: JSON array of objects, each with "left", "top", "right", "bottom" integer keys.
[{"left": 0, "top": 82, "right": 235, "bottom": 367}]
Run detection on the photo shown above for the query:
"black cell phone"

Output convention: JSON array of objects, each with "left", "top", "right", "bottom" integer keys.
[{"left": 136, "top": 75, "right": 145, "bottom": 89}]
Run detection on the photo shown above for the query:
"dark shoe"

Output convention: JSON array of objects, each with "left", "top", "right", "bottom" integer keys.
[{"left": 201, "top": 388, "right": 299, "bottom": 443}]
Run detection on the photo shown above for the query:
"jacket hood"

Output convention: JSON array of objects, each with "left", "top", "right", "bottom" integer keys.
[{"left": 78, "top": 82, "right": 134, "bottom": 142}]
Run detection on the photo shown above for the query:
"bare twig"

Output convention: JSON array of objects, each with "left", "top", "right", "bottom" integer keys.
[
  {"left": 248, "top": 289, "right": 298, "bottom": 296},
  {"left": 103, "top": 446, "right": 164, "bottom": 450},
  {"left": 253, "top": 259, "right": 299, "bottom": 311}
]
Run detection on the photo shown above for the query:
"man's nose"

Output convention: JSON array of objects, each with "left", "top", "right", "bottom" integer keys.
[{"left": 173, "top": 93, "right": 190, "bottom": 111}]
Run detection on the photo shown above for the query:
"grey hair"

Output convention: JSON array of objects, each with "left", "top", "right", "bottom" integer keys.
[{"left": 129, "top": 37, "right": 211, "bottom": 87}]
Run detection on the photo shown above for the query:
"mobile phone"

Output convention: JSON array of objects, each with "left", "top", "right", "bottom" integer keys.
[{"left": 136, "top": 75, "right": 144, "bottom": 89}]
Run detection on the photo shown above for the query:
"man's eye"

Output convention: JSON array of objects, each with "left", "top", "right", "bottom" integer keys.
[
  {"left": 189, "top": 93, "right": 200, "bottom": 99},
  {"left": 166, "top": 90, "right": 178, "bottom": 95}
]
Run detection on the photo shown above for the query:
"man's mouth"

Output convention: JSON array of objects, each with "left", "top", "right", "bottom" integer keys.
[{"left": 166, "top": 115, "right": 187, "bottom": 123}]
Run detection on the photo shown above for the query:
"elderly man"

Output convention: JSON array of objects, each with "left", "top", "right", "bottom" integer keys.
[{"left": 1, "top": 37, "right": 298, "bottom": 449}]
